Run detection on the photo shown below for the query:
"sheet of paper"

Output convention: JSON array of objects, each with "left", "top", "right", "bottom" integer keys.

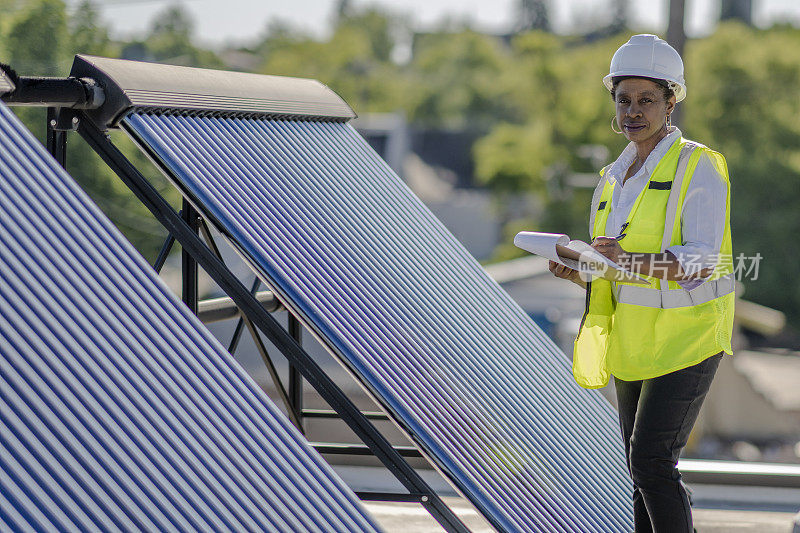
[
  {"left": 514, "top": 231, "right": 650, "bottom": 284},
  {"left": 512, "top": 232, "right": 569, "bottom": 263}
]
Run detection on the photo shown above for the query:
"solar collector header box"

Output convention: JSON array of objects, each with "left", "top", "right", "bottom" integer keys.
[{"left": 69, "top": 54, "right": 357, "bottom": 129}]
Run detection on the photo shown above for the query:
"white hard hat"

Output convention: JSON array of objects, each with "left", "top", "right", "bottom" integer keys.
[{"left": 603, "top": 34, "right": 686, "bottom": 102}]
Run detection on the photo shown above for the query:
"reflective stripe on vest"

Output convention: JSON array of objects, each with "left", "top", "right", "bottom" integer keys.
[
  {"left": 615, "top": 274, "right": 734, "bottom": 308},
  {"left": 659, "top": 143, "right": 696, "bottom": 291}
]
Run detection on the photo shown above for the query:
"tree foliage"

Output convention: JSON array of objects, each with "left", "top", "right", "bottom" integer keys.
[
  {"left": 515, "top": 0, "right": 550, "bottom": 33},
  {"left": 7, "top": 0, "right": 69, "bottom": 75},
  {"left": 408, "top": 30, "right": 518, "bottom": 128},
  {"left": 255, "top": 8, "right": 410, "bottom": 115},
  {"left": 69, "top": 0, "right": 112, "bottom": 57}
]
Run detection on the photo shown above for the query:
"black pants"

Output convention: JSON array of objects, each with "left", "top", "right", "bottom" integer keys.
[{"left": 614, "top": 353, "right": 722, "bottom": 533}]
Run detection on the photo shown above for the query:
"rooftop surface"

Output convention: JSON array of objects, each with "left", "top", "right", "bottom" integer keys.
[
  {"left": 337, "top": 466, "right": 800, "bottom": 532},
  {"left": 364, "top": 498, "right": 798, "bottom": 532}
]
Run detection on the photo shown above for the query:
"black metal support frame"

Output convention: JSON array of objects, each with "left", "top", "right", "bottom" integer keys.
[
  {"left": 181, "top": 199, "right": 199, "bottom": 314},
  {"left": 196, "top": 218, "right": 302, "bottom": 431},
  {"left": 46, "top": 107, "right": 67, "bottom": 168},
  {"left": 75, "top": 114, "right": 469, "bottom": 533},
  {"left": 227, "top": 277, "right": 260, "bottom": 354},
  {"left": 153, "top": 232, "right": 176, "bottom": 273},
  {"left": 288, "top": 314, "right": 304, "bottom": 430}
]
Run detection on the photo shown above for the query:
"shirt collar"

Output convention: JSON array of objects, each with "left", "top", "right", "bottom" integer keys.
[{"left": 607, "top": 126, "right": 681, "bottom": 184}]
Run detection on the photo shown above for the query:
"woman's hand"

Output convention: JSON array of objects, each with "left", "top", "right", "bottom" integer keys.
[
  {"left": 591, "top": 236, "right": 627, "bottom": 265},
  {"left": 549, "top": 260, "right": 580, "bottom": 282}
]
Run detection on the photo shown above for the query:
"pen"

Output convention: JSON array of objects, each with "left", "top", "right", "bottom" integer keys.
[{"left": 616, "top": 222, "right": 629, "bottom": 241}]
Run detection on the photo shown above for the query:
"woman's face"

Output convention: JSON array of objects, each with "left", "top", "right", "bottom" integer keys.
[{"left": 614, "top": 77, "right": 676, "bottom": 143}]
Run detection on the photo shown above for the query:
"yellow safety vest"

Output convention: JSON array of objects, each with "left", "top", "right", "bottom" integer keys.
[{"left": 573, "top": 137, "right": 734, "bottom": 388}]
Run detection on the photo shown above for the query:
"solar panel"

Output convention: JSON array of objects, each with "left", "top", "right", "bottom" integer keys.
[
  {"left": 123, "top": 112, "right": 634, "bottom": 532},
  {"left": 0, "top": 102, "right": 382, "bottom": 532}
]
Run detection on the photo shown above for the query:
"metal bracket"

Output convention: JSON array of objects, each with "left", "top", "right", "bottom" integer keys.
[
  {"left": 49, "top": 107, "right": 80, "bottom": 132},
  {"left": 355, "top": 492, "right": 429, "bottom": 503},
  {"left": 46, "top": 108, "right": 68, "bottom": 169}
]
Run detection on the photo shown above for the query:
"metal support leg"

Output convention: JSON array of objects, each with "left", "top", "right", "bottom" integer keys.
[
  {"left": 153, "top": 230, "right": 177, "bottom": 273},
  {"left": 181, "top": 200, "right": 199, "bottom": 314},
  {"left": 46, "top": 107, "right": 67, "bottom": 169},
  {"left": 288, "top": 314, "right": 303, "bottom": 432},
  {"left": 192, "top": 220, "right": 262, "bottom": 355},
  {"left": 82, "top": 118, "right": 469, "bottom": 533},
  {"left": 197, "top": 219, "right": 302, "bottom": 431},
  {"left": 228, "top": 278, "right": 260, "bottom": 353},
  {"left": 243, "top": 320, "right": 303, "bottom": 431}
]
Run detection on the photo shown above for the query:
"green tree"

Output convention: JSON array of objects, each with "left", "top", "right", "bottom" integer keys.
[
  {"left": 337, "top": 7, "right": 397, "bottom": 62},
  {"left": 5, "top": 0, "right": 70, "bottom": 141},
  {"left": 69, "top": 0, "right": 112, "bottom": 57},
  {"left": 149, "top": 4, "right": 193, "bottom": 59},
  {"left": 515, "top": 0, "right": 550, "bottom": 33},
  {"left": 139, "top": 3, "right": 221, "bottom": 67},
  {"left": 408, "top": 30, "right": 518, "bottom": 128},
  {"left": 473, "top": 32, "right": 623, "bottom": 248},
  {"left": 0, "top": 0, "right": 23, "bottom": 58},
  {"left": 7, "top": 0, "right": 69, "bottom": 75},
  {"left": 474, "top": 121, "right": 556, "bottom": 194},
  {"left": 257, "top": 10, "right": 410, "bottom": 115}
]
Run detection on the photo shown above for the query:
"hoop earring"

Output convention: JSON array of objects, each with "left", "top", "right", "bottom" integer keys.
[
  {"left": 610, "top": 115, "right": 623, "bottom": 134},
  {"left": 666, "top": 114, "right": 672, "bottom": 128}
]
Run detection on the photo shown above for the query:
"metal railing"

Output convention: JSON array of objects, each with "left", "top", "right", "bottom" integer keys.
[{"left": 680, "top": 458, "right": 800, "bottom": 488}]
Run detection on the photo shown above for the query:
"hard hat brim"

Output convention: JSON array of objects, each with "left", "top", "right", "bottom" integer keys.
[{"left": 603, "top": 72, "right": 686, "bottom": 102}]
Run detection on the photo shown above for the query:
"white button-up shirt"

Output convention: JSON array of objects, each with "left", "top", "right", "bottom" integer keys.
[{"left": 589, "top": 127, "right": 728, "bottom": 289}]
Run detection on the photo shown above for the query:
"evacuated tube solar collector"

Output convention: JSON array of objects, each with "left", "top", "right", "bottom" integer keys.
[{"left": 62, "top": 55, "right": 634, "bottom": 532}]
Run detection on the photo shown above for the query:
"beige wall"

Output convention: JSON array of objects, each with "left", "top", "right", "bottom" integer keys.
[{"left": 695, "top": 354, "right": 800, "bottom": 441}]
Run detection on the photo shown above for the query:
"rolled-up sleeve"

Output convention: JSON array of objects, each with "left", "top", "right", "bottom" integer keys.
[{"left": 665, "top": 152, "right": 729, "bottom": 289}]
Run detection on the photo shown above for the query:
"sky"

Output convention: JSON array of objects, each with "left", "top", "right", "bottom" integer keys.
[{"left": 67, "top": 0, "right": 800, "bottom": 48}]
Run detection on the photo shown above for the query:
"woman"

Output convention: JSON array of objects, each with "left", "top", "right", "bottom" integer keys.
[{"left": 549, "top": 34, "right": 734, "bottom": 532}]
